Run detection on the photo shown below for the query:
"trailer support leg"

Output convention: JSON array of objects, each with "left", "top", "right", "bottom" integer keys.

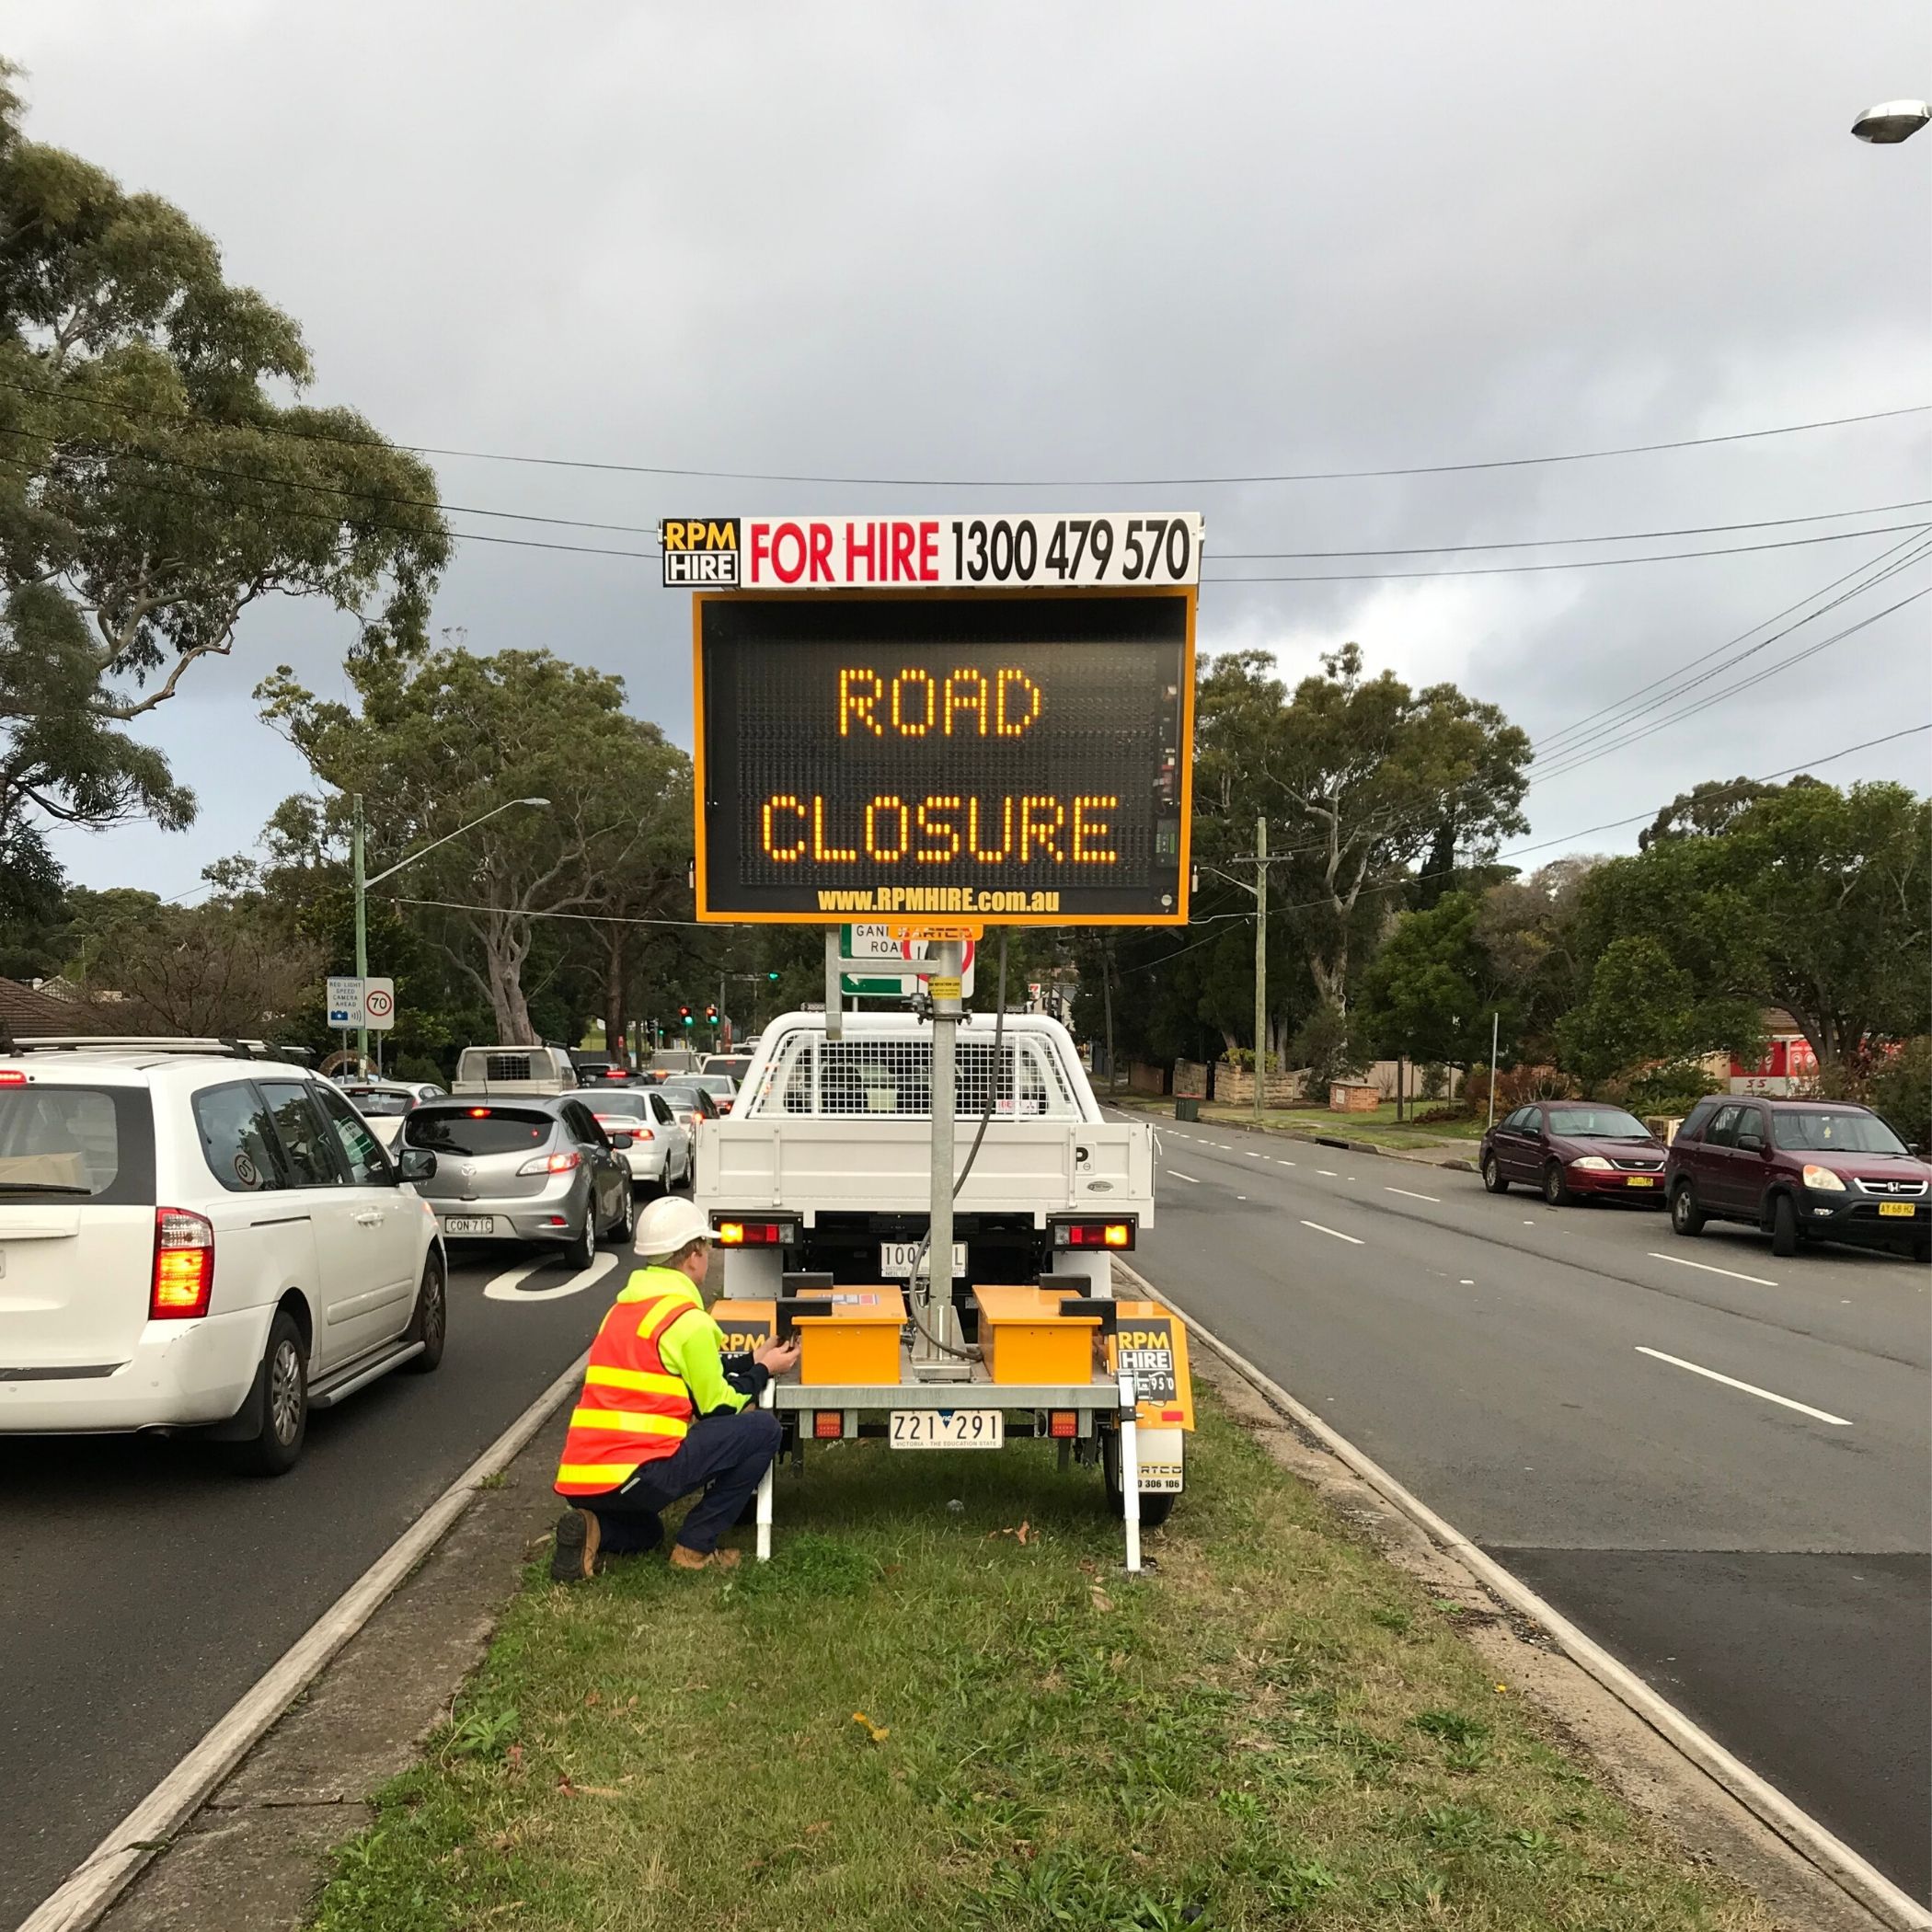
[
  {"left": 1119, "top": 1372, "right": 1142, "bottom": 1574},
  {"left": 755, "top": 1385, "right": 776, "bottom": 1563}
]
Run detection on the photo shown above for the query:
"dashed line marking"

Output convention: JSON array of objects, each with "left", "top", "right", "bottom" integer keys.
[
  {"left": 1167, "top": 1169, "right": 1202, "bottom": 1184},
  {"left": 1647, "top": 1251, "right": 1777, "bottom": 1288},
  {"left": 1634, "top": 1346, "right": 1851, "bottom": 1427},
  {"left": 1385, "top": 1186, "right": 1442, "bottom": 1203},
  {"left": 1316, "top": 1168, "right": 1339, "bottom": 1177},
  {"left": 1300, "top": 1220, "right": 1364, "bottom": 1246}
]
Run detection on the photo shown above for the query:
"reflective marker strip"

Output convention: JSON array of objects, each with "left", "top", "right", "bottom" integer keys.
[
  {"left": 584, "top": 1364, "right": 688, "bottom": 1398},
  {"left": 568, "top": 1409, "right": 689, "bottom": 1436}
]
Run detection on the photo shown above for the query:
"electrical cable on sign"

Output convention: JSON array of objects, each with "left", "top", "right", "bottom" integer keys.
[{"left": 899, "top": 930, "right": 1008, "bottom": 1363}]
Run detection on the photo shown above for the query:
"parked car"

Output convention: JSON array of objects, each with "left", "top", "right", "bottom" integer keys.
[
  {"left": 1480, "top": 1100, "right": 1669, "bottom": 1205},
  {"left": 0, "top": 1036, "right": 446, "bottom": 1475},
  {"left": 401, "top": 1094, "right": 634, "bottom": 1265},
  {"left": 581, "top": 1087, "right": 693, "bottom": 1195},
  {"left": 1666, "top": 1095, "right": 1931, "bottom": 1260}
]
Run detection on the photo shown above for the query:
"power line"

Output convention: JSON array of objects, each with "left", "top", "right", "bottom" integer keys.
[
  {"left": 1210, "top": 499, "right": 1932, "bottom": 559},
  {"left": 0, "top": 371, "right": 1922, "bottom": 488},
  {"left": 1199, "top": 521, "right": 1932, "bottom": 584},
  {"left": 1531, "top": 528, "right": 1932, "bottom": 758}
]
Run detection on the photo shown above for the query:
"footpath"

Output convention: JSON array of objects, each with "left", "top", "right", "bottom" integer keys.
[
  {"left": 80, "top": 1349, "right": 1892, "bottom": 1932},
  {"left": 1110, "top": 1092, "right": 1483, "bottom": 1170}
]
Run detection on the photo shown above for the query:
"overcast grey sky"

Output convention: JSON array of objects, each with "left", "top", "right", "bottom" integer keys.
[{"left": 7, "top": 0, "right": 1928, "bottom": 896}]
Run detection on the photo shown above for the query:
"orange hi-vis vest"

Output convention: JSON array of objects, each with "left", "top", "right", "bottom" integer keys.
[{"left": 555, "top": 1268, "right": 708, "bottom": 1496}]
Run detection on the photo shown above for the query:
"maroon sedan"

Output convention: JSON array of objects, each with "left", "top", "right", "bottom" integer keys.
[{"left": 1480, "top": 1100, "right": 1669, "bottom": 1206}]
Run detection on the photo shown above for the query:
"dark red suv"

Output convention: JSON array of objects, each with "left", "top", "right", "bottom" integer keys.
[
  {"left": 1479, "top": 1100, "right": 1669, "bottom": 1206},
  {"left": 1665, "top": 1096, "right": 1930, "bottom": 1260}
]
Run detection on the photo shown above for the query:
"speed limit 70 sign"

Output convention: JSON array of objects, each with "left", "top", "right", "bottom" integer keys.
[{"left": 361, "top": 977, "right": 397, "bottom": 1030}]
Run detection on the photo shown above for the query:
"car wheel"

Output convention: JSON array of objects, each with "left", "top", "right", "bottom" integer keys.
[
  {"left": 1670, "top": 1180, "right": 1705, "bottom": 1236},
  {"left": 1770, "top": 1192, "right": 1799, "bottom": 1259},
  {"left": 403, "top": 1250, "right": 446, "bottom": 1373},
  {"left": 1542, "top": 1162, "right": 1570, "bottom": 1208},
  {"left": 233, "top": 1310, "right": 308, "bottom": 1477},
  {"left": 1481, "top": 1153, "right": 1508, "bottom": 1194},
  {"left": 1103, "top": 1431, "right": 1178, "bottom": 1528},
  {"left": 564, "top": 1213, "right": 595, "bottom": 1272}
]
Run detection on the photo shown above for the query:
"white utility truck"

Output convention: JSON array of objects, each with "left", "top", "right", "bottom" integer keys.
[
  {"left": 696, "top": 1009, "right": 1154, "bottom": 1304},
  {"left": 696, "top": 1008, "right": 1187, "bottom": 1534}
]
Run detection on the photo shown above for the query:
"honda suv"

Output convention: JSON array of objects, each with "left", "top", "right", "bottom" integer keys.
[
  {"left": 0, "top": 1037, "right": 448, "bottom": 1475},
  {"left": 1666, "top": 1095, "right": 1930, "bottom": 1261}
]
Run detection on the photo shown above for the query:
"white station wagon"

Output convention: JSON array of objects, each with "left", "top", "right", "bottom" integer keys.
[{"left": 0, "top": 1037, "right": 448, "bottom": 1474}]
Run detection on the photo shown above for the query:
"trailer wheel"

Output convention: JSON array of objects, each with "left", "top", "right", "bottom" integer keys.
[{"left": 1102, "top": 1430, "right": 1178, "bottom": 1528}]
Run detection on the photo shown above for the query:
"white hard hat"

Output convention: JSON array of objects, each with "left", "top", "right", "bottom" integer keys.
[{"left": 635, "top": 1195, "right": 716, "bottom": 1259}]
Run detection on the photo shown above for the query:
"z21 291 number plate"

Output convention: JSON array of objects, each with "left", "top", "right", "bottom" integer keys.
[{"left": 889, "top": 1409, "right": 1003, "bottom": 1449}]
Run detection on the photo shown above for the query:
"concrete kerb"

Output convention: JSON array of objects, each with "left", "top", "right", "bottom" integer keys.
[
  {"left": 1114, "top": 1259, "right": 1929, "bottom": 1932},
  {"left": 17, "top": 1352, "right": 591, "bottom": 1932}
]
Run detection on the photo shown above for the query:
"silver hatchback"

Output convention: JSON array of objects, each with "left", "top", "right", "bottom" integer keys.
[{"left": 401, "top": 1096, "right": 634, "bottom": 1266}]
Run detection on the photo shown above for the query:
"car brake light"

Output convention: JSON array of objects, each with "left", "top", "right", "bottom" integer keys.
[
  {"left": 150, "top": 1207, "right": 214, "bottom": 1319},
  {"left": 1052, "top": 1219, "right": 1135, "bottom": 1250},
  {"left": 594, "top": 1116, "right": 652, "bottom": 1139},
  {"left": 467, "top": 1107, "right": 490, "bottom": 1118},
  {"left": 519, "top": 1150, "right": 581, "bottom": 1176},
  {"left": 0, "top": 1068, "right": 26, "bottom": 1086}
]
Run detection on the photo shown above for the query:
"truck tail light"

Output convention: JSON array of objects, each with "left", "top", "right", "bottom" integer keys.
[
  {"left": 1048, "top": 1410, "right": 1078, "bottom": 1438},
  {"left": 519, "top": 1150, "right": 581, "bottom": 1176},
  {"left": 1052, "top": 1219, "right": 1135, "bottom": 1251},
  {"left": 151, "top": 1208, "right": 214, "bottom": 1319},
  {"left": 716, "top": 1219, "right": 789, "bottom": 1247},
  {"left": 813, "top": 1410, "right": 844, "bottom": 1439}
]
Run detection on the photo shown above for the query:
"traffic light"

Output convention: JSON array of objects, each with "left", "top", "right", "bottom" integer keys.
[
  {"left": 679, "top": 1006, "right": 692, "bottom": 1026},
  {"left": 767, "top": 971, "right": 779, "bottom": 981},
  {"left": 706, "top": 1004, "right": 718, "bottom": 1019}
]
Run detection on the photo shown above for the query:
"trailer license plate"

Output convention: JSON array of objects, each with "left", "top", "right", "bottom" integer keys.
[
  {"left": 443, "top": 1216, "right": 494, "bottom": 1236},
  {"left": 890, "top": 1409, "right": 1003, "bottom": 1449},
  {"left": 1879, "top": 1202, "right": 1915, "bottom": 1218},
  {"left": 880, "top": 1240, "right": 967, "bottom": 1279}
]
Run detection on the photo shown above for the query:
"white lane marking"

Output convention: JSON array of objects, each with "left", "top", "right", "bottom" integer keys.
[
  {"left": 1646, "top": 1251, "right": 1777, "bottom": 1289},
  {"left": 1244, "top": 1151, "right": 1261, "bottom": 1158},
  {"left": 1300, "top": 1220, "right": 1364, "bottom": 1246},
  {"left": 1236, "top": 1194, "right": 1248, "bottom": 1201},
  {"left": 1634, "top": 1347, "right": 1852, "bottom": 1427},
  {"left": 1316, "top": 1168, "right": 1339, "bottom": 1177},
  {"left": 1386, "top": 1186, "right": 1442, "bottom": 1203},
  {"left": 484, "top": 1251, "right": 619, "bottom": 1303},
  {"left": 1167, "top": 1168, "right": 1202, "bottom": 1184}
]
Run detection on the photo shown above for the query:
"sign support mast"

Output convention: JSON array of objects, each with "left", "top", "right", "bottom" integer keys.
[{"left": 919, "top": 938, "right": 968, "bottom": 1379}]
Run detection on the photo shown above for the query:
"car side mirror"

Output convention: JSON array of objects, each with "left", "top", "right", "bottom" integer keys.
[
  {"left": 1736, "top": 1132, "right": 1764, "bottom": 1154},
  {"left": 610, "top": 1132, "right": 636, "bottom": 1150},
  {"left": 397, "top": 1147, "right": 436, "bottom": 1182}
]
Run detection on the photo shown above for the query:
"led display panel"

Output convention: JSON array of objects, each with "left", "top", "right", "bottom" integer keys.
[{"left": 694, "top": 591, "right": 1193, "bottom": 926}]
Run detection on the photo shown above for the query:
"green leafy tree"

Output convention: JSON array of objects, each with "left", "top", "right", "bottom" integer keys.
[
  {"left": 259, "top": 646, "right": 690, "bottom": 1044},
  {"left": 1358, "top": 891, "right": 1510, "bottom": 1071},
  {"left": 0, "top": 60, "right": 447, "bottom": 861}
]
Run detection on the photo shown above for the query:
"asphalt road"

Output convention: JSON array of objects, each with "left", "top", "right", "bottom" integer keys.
[
  {"left": 0, "top": 1233, "right": 630, "bottom": 1928},
  {"left": 1116, "top": 1110, "right": 1932, "bottom": 1903}
]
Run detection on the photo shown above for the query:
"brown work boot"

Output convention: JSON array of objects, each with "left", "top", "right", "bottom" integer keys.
[
  {"left": 549, "top": 1508, "right": 602, "bottom": 1582},
  {"left": 668, "top": 1544, "right": 742, "bottom": 1572}
]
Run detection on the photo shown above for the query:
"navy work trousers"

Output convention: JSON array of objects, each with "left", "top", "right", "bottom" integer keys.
[{"left": 584, "top": 1409, "right": 783, "bottom": 1556}]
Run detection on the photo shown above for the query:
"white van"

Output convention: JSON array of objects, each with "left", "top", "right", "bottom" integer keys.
[
  {"left": 0, "top": 1037, "right": 447, "bottom": 1474},
  {"left": 452, "top": 1044, "right": 579, "bottom": 1096}
]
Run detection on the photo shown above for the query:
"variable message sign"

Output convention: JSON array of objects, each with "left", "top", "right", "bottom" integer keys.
[{"left": 691, "top": 575, "right": 1195, "bottom": 927}]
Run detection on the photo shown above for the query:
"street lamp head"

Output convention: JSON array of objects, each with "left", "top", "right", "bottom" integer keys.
[
  {"left": 1851, "top": 99, "right": 1930, "bottom": 144},
  {"left": 518, "top": 796, "right": 551, "bottom": 808}
]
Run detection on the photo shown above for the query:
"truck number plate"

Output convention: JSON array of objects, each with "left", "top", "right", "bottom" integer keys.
[
  {"left": 443, "top": 1216, "right": 494, "bottom": 1236},
  {"left": 880, "top": 1241, "right": 967, "bottom": 1279},
  {"left": 890, "top": 1409, "right": 1003, "bottom": 1450}
]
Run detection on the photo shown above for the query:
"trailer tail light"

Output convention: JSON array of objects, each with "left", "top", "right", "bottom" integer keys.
[
  {"left": 1048, "top": 1410, "right": 1078, "bottom": 1438},
  {"left": 150, "top": 1208, "right": 214, "bottom": 1319},
  {"left": 1052, "top": 1218, "right": 1135, "bottom": 1251},
  {"left": 518, "top": 1150, "right": 581, "bottom": 1176},
  {"left": 813, "top": 1410, "right": 844, "bottom": 1439},
  {"left": 716, "top": 1219, "right": 789, "bottom": 1247}
]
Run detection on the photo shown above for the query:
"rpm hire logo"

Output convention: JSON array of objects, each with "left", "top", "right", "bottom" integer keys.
[{"left": 661, "top": 517, "right": 740, "bottom": 587}]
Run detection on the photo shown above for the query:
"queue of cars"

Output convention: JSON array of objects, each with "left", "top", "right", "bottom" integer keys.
[
  {"left": 1477, "top": 1092, "right": 1928, "bottom": 1262},
  {"left": 0, "top": 1031, "right": 738, "bottom": 1477}
]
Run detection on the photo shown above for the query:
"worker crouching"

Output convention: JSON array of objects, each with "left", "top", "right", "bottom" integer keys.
[{"left": 550, "top": 1195, "right": 799, "bottom": 1579}]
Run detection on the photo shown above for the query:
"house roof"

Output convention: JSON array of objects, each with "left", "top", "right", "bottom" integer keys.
[{"left": 0, "top": 977, "right": 110, "bottom": 1040}]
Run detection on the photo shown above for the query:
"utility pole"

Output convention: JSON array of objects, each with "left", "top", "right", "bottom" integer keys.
[
  {"left": 1252, "top": 816, "right": 1267, "bottom": 1124},
  {"left": 1488, "top": 1010, "right": 1501, "bottom": 1132},
  {"left": 352, "top": 791, "right": 368, "bottom": 1076}
]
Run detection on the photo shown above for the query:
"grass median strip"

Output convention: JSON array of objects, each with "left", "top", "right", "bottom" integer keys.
[{"left": 310, "top": 1390, "right": 1771, "bottom": 1932}]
